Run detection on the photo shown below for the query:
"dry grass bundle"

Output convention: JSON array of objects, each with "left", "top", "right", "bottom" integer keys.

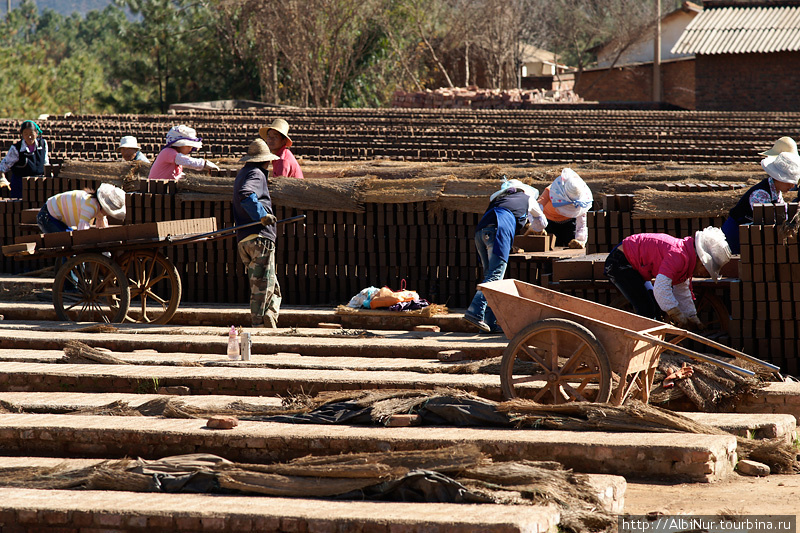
[
  {"left": 0, "top": 462, "right": 105, "bottom": 490},
  {"left": 218, "top": 471, "right": 379, "bottom": 497},
  {"left": 269, "top": 176, "right": 366, "bottom": 213},
  {"left": 58, "top": 160, "right": 148, "bottom": 191},
  {"left": 460, "top": 460, "right": 615, "bottom": 533},
  {"left": 500, "top": 399, "right": 798, "bottom": 473},
  {"left": 73, "top": 324, "right": 120, "bottom": 334},
  {"left": 70, "top": 400, "right": 143, "bottom": 417},
  {"left": 60, "top": 340, "right": 130, "bottom": 365},
  {"left": 160, "top": 398, "right": 294, "bottom": 419},
  {"left": 633, "top": 188, "right": 743, "bottom": 219},
  {"left": 361, "top": 176, "right": 448, "bottom": 204},
  {"left": 334, "top": 303, "right": 448, "bottom": 317}
]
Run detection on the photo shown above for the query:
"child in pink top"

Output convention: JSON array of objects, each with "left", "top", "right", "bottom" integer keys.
[
  {"left": 603, "top": 227, "right": 731, "bottom": 330},
  {"left": 148, "top": 125, "right": 219, "bottom": 180},
  {"left": 259, "top": 119, "right": 304, "bottom": 179}
]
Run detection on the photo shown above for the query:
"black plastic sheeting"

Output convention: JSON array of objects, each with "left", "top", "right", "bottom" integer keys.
[
  {"left": 338, "top": 470, "right": 492, "bottom": 503},
  {"left": 262, "top": 396, "right": 512, "bottom": 427}
]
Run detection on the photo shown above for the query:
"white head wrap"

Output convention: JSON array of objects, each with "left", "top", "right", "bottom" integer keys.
[
  {"left": 489, "top": 177, "right": 544, "bottom": 224},
  {"left": 549, "top": 168, "right": 593, "bottom": 218}
]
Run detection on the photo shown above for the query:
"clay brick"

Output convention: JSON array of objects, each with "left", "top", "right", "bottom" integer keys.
[
  {"left": 17, "top": 510, "right": 39, "bottom": 524},
  {"left": 175, "top": 516, "right": 203, "bottom": 530},
  {"left": 227, "top": 517, "right": 254, "bottom": 531},
  {"left": 200, "top": 516, "right": 227, "bottom": 530},
  {"left": 280, "top": 517, "right": 307, "bottom": 532},
  {"left": 94, "top": 513, "right": 124, "bottom": 527},
  {"left": 41, "top": 510, "right": 70, "bottom": 524},
  {"left": 124, "top": 515, "right": 149, "bottom": 528}
]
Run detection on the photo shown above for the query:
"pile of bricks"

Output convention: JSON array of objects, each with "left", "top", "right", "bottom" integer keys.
[
  {"left": 2, "top": 108, "right": 799, "bottom": 166},
  {"left": 587, "top": 194, "right": 726, "bottom": 253},
  {"left": 390, "top": 87, "right": 583, "bottom": 109},
  {"left": 731, "top": 203, "right": 800, "bottom": 372},
  {"left": 664, "top": 182, "right": 746, "bottom": 192}
]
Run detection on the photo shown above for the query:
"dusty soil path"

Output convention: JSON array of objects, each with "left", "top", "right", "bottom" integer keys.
[{"left": 624, "top": 474, "right": 800, "bottom": 516}]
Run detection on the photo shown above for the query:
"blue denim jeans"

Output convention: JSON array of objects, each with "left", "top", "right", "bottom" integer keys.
[
  {"left": 37, "top": 204, "right": 77, "bottom": 287},
  {"left": 466, "top": 225, "right": 508, "bottom": 330}
]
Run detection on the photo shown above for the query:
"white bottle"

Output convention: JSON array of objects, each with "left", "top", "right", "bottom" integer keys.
[{"left": 227, "top": 325, "right": 240, "bottom": 360}]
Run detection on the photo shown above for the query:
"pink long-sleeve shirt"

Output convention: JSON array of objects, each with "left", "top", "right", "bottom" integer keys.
[
  {"left": 621, "top": 233, "right": 697, "bottom": 286},
  {"left": 271, "top": 147, "right": 304, "bottom": 179},
  {"left": 148, "top": 148, "right": 206, "bottom": 180}
]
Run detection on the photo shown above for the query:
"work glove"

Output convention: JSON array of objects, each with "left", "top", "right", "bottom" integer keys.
[
  {"left": 261, "top": 214, "right": 277, "bottom": 226},
  {"left": 204, "top": 160, "right": 220, "bottom": 171},
  {"left": 666, "top": 307, "right": 689, "bottom": 328},
  {"left": 0, "top": 175, "right": 9, "bottom": 190},
  {"left": 567, "top": 239, "right": 585, "bottom": 249},
  {"left": 687, "top": 314, "right": 705, "bottom": 331}
]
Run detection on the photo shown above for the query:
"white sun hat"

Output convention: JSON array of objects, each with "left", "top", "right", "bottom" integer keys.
[
  {"left": 549, "top": 168, "right": 593, "bottom": 218},
  {"left": 761, "top": 152, "right": 800, "bottom": 185},
  {"left": 96, "top": 183, "right": 126, "bottom": 220},
  {"left": 117, "top": 136, "right": 141, "bottom": 151},
  {"left": 694, "top": 226, "right": 732, "bottom": 281},
  {"left": 165, "top": 125, "right": 202, "bottom": 149},
  {"left": 759, "top": 136, "right": 798, "bottom": 157}
]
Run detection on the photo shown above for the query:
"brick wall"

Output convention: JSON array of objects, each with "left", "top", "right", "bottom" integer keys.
[
  {"left": 574, "top": 58, "right": 696, "bottom": 110},
  {"left": 696, "top": 51, "right": 800, "bottom": 111}
]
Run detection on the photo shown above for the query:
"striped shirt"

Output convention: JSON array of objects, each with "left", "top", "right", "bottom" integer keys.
[{"left": 46, "top": 190, "right": 102, "bottom": 230}]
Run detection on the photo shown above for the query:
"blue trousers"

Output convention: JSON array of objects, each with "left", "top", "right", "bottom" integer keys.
[{"left": 466, "top": 225, "right": 508, "bottom": 330}]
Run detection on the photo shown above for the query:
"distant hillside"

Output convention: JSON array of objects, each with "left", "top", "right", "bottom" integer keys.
[{"left": 6, "top": 0, "right": 114, "bottom": 16}]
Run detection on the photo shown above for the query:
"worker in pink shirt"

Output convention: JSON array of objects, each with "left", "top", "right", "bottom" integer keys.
[
  {"left": 603, "top": 227, "right": 731, "bottom": 330},
  {"left": 259, "top": 119, "right": 304, "bottom": 179},
  {"left": 148, "top": 125, "right": 219, "bottom": 180}
]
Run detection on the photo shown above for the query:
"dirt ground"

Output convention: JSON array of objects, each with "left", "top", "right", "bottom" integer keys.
[{"left": 624, "top": 473, "right": 800, "bottom": 516}]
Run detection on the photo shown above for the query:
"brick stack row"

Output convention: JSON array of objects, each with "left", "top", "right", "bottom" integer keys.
[
  {"left": 1, "top": 176, "right": 563, "bottom": 307},
  {"left": 587, "top": 194, "right": 726, "bottom": 253},
  {"left": 730, "top": 203, "right": 800, "bottom": 372}
]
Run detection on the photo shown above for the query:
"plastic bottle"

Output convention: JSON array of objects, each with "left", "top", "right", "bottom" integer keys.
[{"left": 227, "top": 325, "right": 240, "bottom": 360}]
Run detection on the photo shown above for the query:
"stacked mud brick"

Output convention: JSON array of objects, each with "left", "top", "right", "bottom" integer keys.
[
  {"left": 3, "top": 108, "right": 800, "bottom": 165},
  {"left": 730, "top": 203, "right": 800, "bottom": 371},
  {"left": 0, "top": 176, "right": 562, "bottom": 307},
  {"left": 664, "top": 182, "right": 746, "bottom": 192},
  {"left": 587, "top": 194, "right": 726, "bottom": 253}
]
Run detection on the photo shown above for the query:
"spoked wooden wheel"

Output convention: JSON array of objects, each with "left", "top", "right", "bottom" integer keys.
[
  {"left": 118, "top": 250, "right": 182, "bottom": 324},
  {"left": 500, "top": 318, "right": 613, "bottom": 403},
  {"left": 694, "top": 289, "right": 730, "bottom": 336},
  {"left": 53, "top": 253, "right": 130, "bottom": 323}
]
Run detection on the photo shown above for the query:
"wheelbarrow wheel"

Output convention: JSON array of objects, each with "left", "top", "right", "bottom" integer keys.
[
  {"left": 53, "top": 253, "right": 130, "bottom": 324},
  {"left": 500, "top": 318, "right": 613, "bottom": 403},
  {"left": 118, "top": 250, "right": 182, "bottom": 325}
]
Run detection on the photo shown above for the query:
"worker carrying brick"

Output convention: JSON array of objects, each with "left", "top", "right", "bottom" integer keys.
[
  {"left": 232, "top": 138, "right": 282, "bottom": 328},
  {"left": 259, "top": 119, "right": 304, "bottom": 179},
  {"left": 148, "top": 125, "right": 219, "bottom": 180},
  {"left": 531, "top": 168, "right": 593, "bottom": 249},
  {"left": 463, "top": 177, "right": 547, "bottom": 334},
  {"left": 604, "top": 226, "right": 732, "bottom": 330},
  {"left": 721, "top": 146, "right": 800, "bottom": 254},
  {"left": 0, "top": 120, "right": 49, "bottom": 199}
]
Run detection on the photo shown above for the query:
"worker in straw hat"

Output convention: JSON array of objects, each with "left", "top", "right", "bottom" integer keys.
[
  {"left": 117, "top": 136, "right": 149, "bottom": 163},
  {"left": 721, "top": 151, "right": 800, "bottom": 254},
  {"left": 233, "top": 138, "right": 283, "bottom": 328},
  {"left": 532, "top": 168, "right": 593, "bottom": 249},
  {"left": 463, "top": 176, "right": 547, "bottom": 334},
  {"left": 604, "top": 226, "right": 732, "bottom": 330},
  {"left": 259, "top": 118, "right": 304, "bottom": 179}
]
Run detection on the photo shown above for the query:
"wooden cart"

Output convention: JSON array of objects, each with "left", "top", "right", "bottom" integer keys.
[
  {"left": 3, "top": 216, "right": 304, "bottom": 325},
  {"left": 480, "top": 278, "right": 779, "bottom": 405}
]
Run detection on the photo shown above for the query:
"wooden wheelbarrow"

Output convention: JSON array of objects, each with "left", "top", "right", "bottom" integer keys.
[{"left": 480, "top": 279, "right": 779, "bottom": 405}]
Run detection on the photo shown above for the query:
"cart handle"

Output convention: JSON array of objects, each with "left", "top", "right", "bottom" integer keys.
[
  {"left": 167, "top": 214, "right": 306, "bottom": 244},
  {"left": 658, "top": 325, "right": 779, "bottom": 372}
]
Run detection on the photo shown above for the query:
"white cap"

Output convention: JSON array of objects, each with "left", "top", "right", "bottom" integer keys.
[
  {"left": 694, "top": 226, "right": 732, "bottom": 281},
  {"left": 118, "top": 136, "right": 141, "bottom": 151},
  {"left": 761, "top": 152, "right": 800, "bottom": 185},
  {"left": 165, "top": 125, "right": 202, "bottom": 149}
]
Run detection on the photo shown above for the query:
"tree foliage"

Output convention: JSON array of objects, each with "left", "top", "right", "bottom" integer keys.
[{"left": 0, "top": 0, "right": 686, "bottom": 116}]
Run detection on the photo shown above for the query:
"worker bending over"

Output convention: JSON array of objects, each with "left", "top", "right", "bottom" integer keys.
[
  {"left": 531, "top": 168, "right": 593, "bottom": 249},
  {"left": 604, "top": 227, "right": 732, "bottom": 330}
]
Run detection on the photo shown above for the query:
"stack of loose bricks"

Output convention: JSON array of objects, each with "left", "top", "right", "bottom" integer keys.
[{"left": 732, "top": 203, "right": 800, "bottom": 372}]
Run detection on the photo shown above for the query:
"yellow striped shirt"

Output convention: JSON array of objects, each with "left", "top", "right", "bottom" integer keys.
[{"left": 46, "top": 190, "right": 101, "bottom": 230}]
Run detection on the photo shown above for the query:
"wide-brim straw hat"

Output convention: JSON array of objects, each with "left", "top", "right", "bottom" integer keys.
[
  {"left": 761, "top": 152, "right": 800, "bottom": 185},
  {"left": 259, "top": 119, "right": 293, "bottom": 148},
  {"left": 759, "top": 136, "right": 798, "bottom": 157},
  {"left": 165, "top": 125, "right": 202, "bottom": 149},
  {"left": 97, "top": 183, "right": 126, "bottom": 219},
  {"left": 239, "top": 138, "right": 280, "bottom": 164},
  {"left": 694, "top": 226, "right": 731, "bottom": 282},
  {"left": 117, "top": 136, "right": 141, "bottom": 151}
]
